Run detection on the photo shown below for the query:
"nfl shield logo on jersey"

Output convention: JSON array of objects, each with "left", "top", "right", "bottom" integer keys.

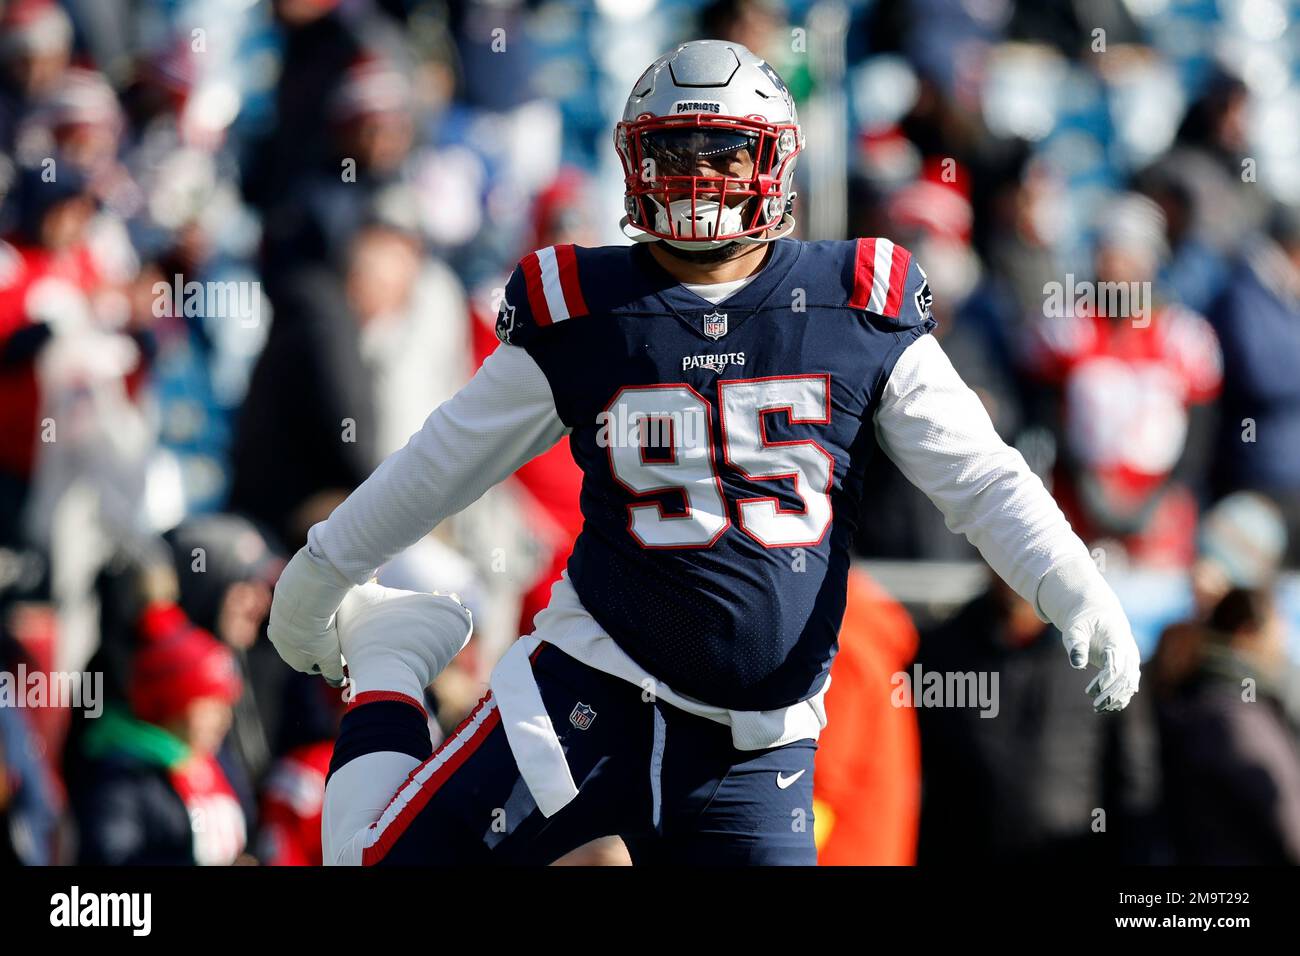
[
  {"left": 702, "top": 310, "right": 728, "bottom": 340},
  {"left": 569, "top": 702, "right": 597, "bottom": 731}
]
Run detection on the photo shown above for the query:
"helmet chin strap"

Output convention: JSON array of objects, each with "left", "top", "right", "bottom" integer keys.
[{"left": 737, "top": 212, "right": 797, "bottom": 244}]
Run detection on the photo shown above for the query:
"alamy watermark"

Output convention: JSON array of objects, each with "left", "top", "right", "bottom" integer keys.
[
  {"left": 1043, "top": 274, "right": 1152, "bottom": 327},
  {"left": 596, "top": 404, "right": 708, "bottom": 450},
  {"left": 891, "top": 664, "right": 1000, "bottom": 718},
  {"left": 152, "top": 274, "right": 262, "bottom": 328},
  {"left": 50, "top": 886, "right": 151, "bottom": 936},
  {"left": 0, "top": 665, "right": 103, "bottom": 718}
]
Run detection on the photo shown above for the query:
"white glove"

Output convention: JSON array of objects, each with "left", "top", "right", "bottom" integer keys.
[
  {"left": 267, "top": 544, "right": 353, "bottom": 686},
  {"left": 1036, "top": 556, "right": 1142, "bottom": 712},
  {"left": 335, "top": 582, "right": 473, "bottom": 702}
]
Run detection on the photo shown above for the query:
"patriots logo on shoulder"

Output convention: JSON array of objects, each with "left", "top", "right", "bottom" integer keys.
[
  {"left": 913, "top": 266, "right": 933, "bottom": 323},
  {"left": 702, "top": 310, "right": 728, "bottom": 340},
  {"left": 495, "top": 298, "right": 517, "bottom": 344}
]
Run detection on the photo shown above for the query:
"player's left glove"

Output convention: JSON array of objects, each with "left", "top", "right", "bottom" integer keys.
[
  {"left": 1037, "top": 556, "right": 1141, "bottom": 712},
  {"left": 267, "top": 543, "right": 351, "bottom": 686}
]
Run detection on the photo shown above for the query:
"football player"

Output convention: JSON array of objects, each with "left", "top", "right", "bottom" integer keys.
[{"left": 270, "top": 40, "right": 1141, "bottom": 865}]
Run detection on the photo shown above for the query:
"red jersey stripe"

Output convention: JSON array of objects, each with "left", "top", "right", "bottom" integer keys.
[
  {"left": 848, "top": 238, "right": 877, "bottom": 311},
  {"left": 554, "top": 244, "right": 588, "bottom": 319},
  {"left": 882, "top": 244, "right": 913, "bottom": 318},
  {"left": 521, "top": 252, "right": 553, "bottom": 326}
]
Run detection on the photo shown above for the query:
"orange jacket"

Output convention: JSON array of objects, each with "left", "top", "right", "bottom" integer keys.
[{"left": 814, "top": 569, "right": 921, "bottom": 865}]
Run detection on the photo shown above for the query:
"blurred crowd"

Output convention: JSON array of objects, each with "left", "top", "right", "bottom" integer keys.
[{"left": 1, "top": 0, "right": 1299, "bottom": 866}]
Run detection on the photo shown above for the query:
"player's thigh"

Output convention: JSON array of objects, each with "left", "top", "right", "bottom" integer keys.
[
  {"left": 654, "top": 739, "right": 819, "bottom": 866},
  {"left": 368, "top": 646, "right": 650, "bottom": 865},
  {"left": 491, "top": 645, "right": 654, "bottom": 863}
]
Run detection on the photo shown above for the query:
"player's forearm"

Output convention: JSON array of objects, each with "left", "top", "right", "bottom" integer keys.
[
  {"left": 874, "top": 334, "right": 1094, "bottom": 614},
  {"left": 309, "top": 343, "right": 568, "bottom": 583}
]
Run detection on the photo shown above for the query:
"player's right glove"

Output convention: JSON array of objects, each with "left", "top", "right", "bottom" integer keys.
[
  {"left": 1037, "top": 555, "right": 1142, "bottom": 712},
  {"left": 267, "top": 544, "right": 351, "bottom": 686}
]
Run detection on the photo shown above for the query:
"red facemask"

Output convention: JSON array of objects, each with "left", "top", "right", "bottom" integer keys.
[{"left": 616, "top": 112, "right": 801, "bottom": 243}]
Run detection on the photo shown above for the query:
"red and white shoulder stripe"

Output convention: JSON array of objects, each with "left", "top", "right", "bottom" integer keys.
[
  {"left": 849, "top": 237, "right": 913, "bottom": 318},
  {"left": 520, "top": 243, "right": 589, "bottom": 326}
]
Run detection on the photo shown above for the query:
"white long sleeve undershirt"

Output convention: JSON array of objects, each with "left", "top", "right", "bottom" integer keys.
[{"left": 873, "top": 334, "right": 1092, "bottom": 615}]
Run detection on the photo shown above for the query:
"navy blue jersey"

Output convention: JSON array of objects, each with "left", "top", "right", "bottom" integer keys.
[{"left": 496, "top": 238, "right": 935, "bottom": 710}]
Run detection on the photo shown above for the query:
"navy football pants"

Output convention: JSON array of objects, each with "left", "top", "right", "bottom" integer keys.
[{"left": 325, "top": 643, "right": 817, "bottom": 865}]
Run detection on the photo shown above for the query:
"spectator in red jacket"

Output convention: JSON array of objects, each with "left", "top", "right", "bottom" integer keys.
[
  {"left": 255, "top": 675, "right": 347, "bottom": 867},
  {"left": 256, "top": 737, "right": 333, "bottom": 866},
  {"left": 0, "top": 166, "right": 100, "bottom": 509},
  {"left": 1027, "top": 193, "right": 1222, "bottom": 567},
  {"left": 0, "top": 162, "right": 154, "bottom": 546}
]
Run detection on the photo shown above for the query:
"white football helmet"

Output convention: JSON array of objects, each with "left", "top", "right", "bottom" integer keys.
[{"left": 615, "top": 40, "right": 804, "bottom": 249}]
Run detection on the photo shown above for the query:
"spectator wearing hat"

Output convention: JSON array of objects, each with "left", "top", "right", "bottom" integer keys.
[
  {"left": 73, "top": 601, "right": 246, "bottom": 865},
  {"left": 1149, "top": 491, "right": 1286, "bottom": 708},
  {"left": 241, "top": 0, "right": 408, "bottom": 221},
  {"left": 167, "top": 514, "right": 283, "bottom": 654},
  {"left": 258, "top": 56, "right": 417, "bottom": 288},
  {"left": 1192, "top": 492, "right": 1288, "bottom": 617},
  {"left": 1147, "top": 496, "right": 1296, "bottom": 866},
  {"left": 166, "top": 514, "right": 289, "bottom": 810}
]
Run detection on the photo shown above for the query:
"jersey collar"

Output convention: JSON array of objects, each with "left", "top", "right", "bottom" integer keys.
[{"left": 632, "top": 239, "right": 802, "bottom": 342}]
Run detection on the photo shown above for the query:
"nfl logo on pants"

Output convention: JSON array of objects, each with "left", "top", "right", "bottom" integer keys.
[
  {"left": 569, "top": 702, "right": 596, "bottom": 731},
  {"left": 702, "top": 310, "right": 728, "bottom": 340}
]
